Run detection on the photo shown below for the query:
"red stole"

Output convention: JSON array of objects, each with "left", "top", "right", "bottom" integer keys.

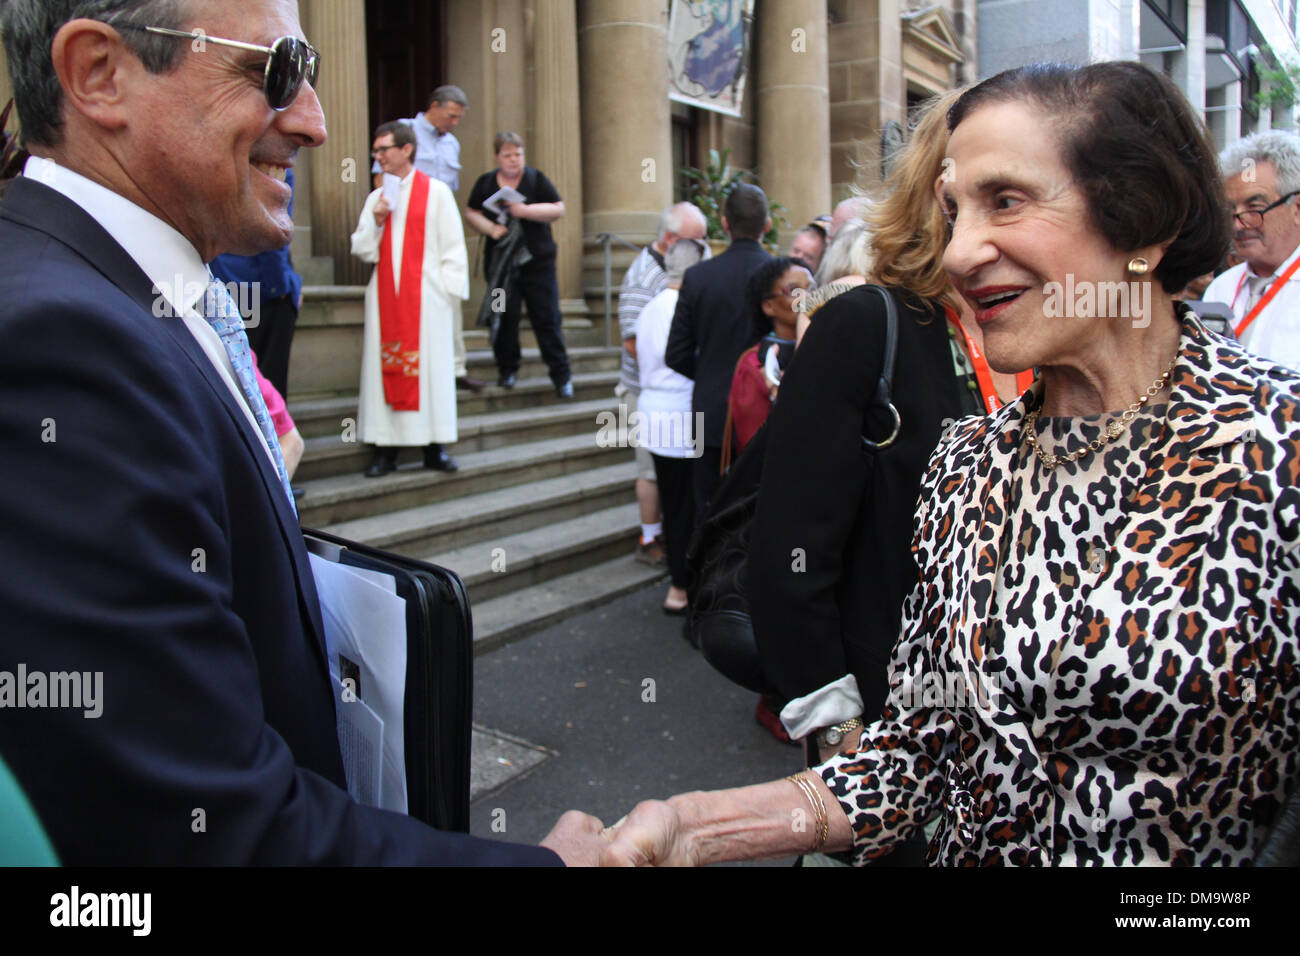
[{"left": 377, "top": 170, "right": 430, "bottom": 410}]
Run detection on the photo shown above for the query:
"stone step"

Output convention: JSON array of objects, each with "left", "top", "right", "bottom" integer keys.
[
  {"left": 320, "top": 461, "right": 636, "bottom": 557},
  {"left": 297, "top": 431, "right": 634, "bottom": 527},
  {"left": 288, "top": 369, "right": 622, "bottom": 439},
  {"left": 463, "top": 345, "right": 621, "bottom": 382},
  {"left": 295, "top": 397, "right": 619, "bottom": 481},
  {"left": 429, "top": 503, "right": 642, "bottom": 605},
  {"left": 470, "top": 557, "right": 668, "bottom": 655},
  {"left": 291, "top": 288, "right": 617, "bottom": 396}
]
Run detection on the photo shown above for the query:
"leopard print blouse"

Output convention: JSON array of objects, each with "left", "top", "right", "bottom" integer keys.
[{"left": 819, "top": 312, "right": 1300, "bottom": 865}]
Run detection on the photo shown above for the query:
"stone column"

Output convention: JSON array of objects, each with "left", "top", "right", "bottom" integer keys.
[
  {"left": 578, "top": 0, "right": 672, "bottom": 244},
  {"left": 530, "top": 0, "right": 586, "bottom": 307},
  {"left": 757, "top": 0, "right": 830, "bottom": 236},
  {"left": 304, "top": 0, "right": 371, "bottom": 285},
  {"left": 1180, "top": 0, "right": 1207, "bottom": 119}
]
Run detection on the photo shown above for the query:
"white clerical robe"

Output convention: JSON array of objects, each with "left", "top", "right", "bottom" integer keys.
[{"left": 351, "top": 171, "right": 468, "bottom": 445}]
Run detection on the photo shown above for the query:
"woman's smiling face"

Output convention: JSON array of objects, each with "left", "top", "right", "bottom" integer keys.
[{"left": 938, "top": 99, "right": 1138, "bottom": 374}]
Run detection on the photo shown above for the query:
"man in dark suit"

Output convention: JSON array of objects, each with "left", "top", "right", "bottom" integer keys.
[
  {"left": 665, "top": 183, "right": 772, "bottom": 516},
  {"left": 0, "top": 0, "right": 603, "bottom": 865}
]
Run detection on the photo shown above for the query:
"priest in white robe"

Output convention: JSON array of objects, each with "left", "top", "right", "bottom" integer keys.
[{"left": 351, "top": 121, "right": 468, "bottom": 476}]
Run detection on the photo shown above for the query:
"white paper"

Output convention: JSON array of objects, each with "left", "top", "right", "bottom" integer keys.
[
  {"left": 382, "top": 173, "right": 401, "bottom": 207},
  {"left": 482, "top": 185, "right": 525, "bottom": 221},
  {"left": 332, "top": 672, "right": 384, "bottom": 807},
  {"left": 309, "top": 552, "right": 409, "bottom": 814}
]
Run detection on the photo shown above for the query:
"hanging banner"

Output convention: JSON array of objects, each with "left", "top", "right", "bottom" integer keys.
[{"left": 667, "top": 0, "right": 756, "bottom": 117}]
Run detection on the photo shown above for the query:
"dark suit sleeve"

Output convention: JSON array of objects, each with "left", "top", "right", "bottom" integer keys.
[
  {"left": 665, "top": 269, "right": 698, "bottom": 379},
  {"left": 747, "top": 291, "right": 886, "bottom": 704},
  {"left": 0, "top": 291, "right": 559, "bottom": 866}
]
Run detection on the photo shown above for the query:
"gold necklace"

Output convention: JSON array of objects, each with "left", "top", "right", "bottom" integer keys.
[{"left": 1023, "top": 353, "right": 1178, "bottom": 471}]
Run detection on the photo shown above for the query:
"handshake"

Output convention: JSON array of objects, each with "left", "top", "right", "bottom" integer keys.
[
  {"left": 534, "top": 771, "right": 845, "bottom": 866},
  {"left": 539, "top": 799, "right": 697, "bottom": 867}
]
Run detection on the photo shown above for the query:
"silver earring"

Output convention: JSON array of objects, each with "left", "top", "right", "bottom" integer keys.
[{"left": 1128, "top": 256, "right": 1150, "bottom": 275}]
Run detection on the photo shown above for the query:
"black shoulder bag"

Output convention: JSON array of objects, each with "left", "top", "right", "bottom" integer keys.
[{"left": 685, "top": 285, "right": 901, "bottom": 690}]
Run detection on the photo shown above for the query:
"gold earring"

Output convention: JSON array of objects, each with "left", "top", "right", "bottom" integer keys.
[{"left": 1128, "top": 256, "right": 1150, "bottom": 275}]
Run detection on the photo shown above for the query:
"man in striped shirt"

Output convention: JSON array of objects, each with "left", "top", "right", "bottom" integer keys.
[{"left": 617, "top": 203, "right": 708, "bottom": 564}]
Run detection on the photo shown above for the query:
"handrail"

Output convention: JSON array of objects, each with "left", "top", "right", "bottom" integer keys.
[{"left": 594, "top": 231, "right": 644, "bottom": 348}]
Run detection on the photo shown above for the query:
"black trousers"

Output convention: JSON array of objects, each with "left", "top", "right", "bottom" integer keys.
[
  {"left": 245, "top": 293, "right": 299, "bottom": 399},
  {"left": 651, "top": 453, "right": 695, "bottom": 589},
  {"left": 496, "top": 258, "right": 571, "bottom": 385},
  {"left": 692, "top": 444, "right": 723, "bottom": 522}
]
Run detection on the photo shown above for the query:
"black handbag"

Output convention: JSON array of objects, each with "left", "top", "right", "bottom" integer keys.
[{"left": 685, "top": 284, "right": 901, "bottom": 691}]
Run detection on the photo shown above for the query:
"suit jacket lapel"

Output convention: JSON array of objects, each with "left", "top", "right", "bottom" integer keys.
[{"left": 1, "top": 177, "right": 328, "bottom": 661}]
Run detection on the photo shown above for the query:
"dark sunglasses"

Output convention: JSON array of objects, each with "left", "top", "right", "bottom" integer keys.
[{"left": 120, "top": 25, "right": 320, "bottom": 111}]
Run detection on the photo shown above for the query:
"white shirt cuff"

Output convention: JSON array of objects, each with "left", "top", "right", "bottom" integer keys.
[{"left": 780, "top": 674, "right": 863, "bottom": 740}]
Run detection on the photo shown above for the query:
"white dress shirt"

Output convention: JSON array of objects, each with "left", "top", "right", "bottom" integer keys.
[
  {"left": 24, "top": 155, "right": 277, "bottom": 472},
  {"left": 1203, "top": 239, "right": 1300, "bottom": 370}
]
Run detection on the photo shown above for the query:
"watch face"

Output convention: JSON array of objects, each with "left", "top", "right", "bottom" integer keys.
[{"left": 824, "top": 728, "right": 843, "bottom": 746}]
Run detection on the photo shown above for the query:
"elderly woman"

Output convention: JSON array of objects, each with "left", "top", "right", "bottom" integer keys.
[{"left": 601, "top": 61, "right": 1300, "bottom": 866}]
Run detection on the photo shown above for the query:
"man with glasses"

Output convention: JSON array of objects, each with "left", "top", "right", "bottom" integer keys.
[
  {"left": 1205, "top": 131, "right": 1300, "bottom": 369},
  {"left": 369, "top": 86, "right": 482, "bottom": 392},
  {"left": 0, "top": 0, "right": 604, "bottom": 866},
  {"left": 352, "top": 121, "right": 465, "bottom": 477}
]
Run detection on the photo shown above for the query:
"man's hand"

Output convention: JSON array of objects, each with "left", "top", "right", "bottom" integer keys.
[
  {"left": 540, "top": 810, "right": 608, "bottom": 866},
  {"left": 373, "top": 197, "right": 391, "bottom": 227},
  {"left": 622, "top": 336, "right": 637, "bottom": 359},
  {"left": 600, "top": 799, "right": 697, "bottom": 866}
]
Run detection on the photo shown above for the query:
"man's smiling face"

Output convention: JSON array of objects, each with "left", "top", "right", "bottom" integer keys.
[{"left": 125, "top": 0, "right": 326, "bottom": 258}]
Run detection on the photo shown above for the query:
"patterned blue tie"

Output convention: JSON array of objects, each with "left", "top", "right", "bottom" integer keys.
[{"left": 202, "top": 276, "right": 297, "bottom": 514}]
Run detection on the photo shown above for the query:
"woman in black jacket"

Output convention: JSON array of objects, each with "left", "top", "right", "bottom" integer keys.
[{"left": 746, "top": 89, "right": 1031, "bottom": 863}]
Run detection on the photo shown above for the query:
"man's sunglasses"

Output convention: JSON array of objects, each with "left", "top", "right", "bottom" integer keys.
[{"left": 119, "top": 25, "right": 320, "bottom": 111}]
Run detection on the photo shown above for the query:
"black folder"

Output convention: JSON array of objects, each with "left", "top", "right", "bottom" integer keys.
[{"left": 303, "top": 528, "right": 473, "bottom": 834}]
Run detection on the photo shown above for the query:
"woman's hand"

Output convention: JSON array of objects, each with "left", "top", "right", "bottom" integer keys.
[
  {"left": 505, "top": 201, "right": 531, "bottom": 221},
  {"left": 491, "top": 222, "right": 509, "bottom": 240}
]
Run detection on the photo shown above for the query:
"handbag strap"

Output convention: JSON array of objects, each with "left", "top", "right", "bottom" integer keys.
[{"left": 861, "top": 284, "right": 902, "bottom": 451}]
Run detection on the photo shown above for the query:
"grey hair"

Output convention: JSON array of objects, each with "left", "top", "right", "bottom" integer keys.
[
  {"left": 1220, "top": 130, "right": 1300, "bottom": 195},
  {"left": 430, "top": 84, "right": 468, "bottom": 108},
  {"left": 1, "top": 0, "right": 186, "bottom": 148},
  {"left": 814, "top": 219, "right": 872, "bottom": 286},
  {"left": 664, "top": 237, "right": 705, "bottom": 281},
  {"left": 656, "top": 201, "right": 706, "bottom": 241}
]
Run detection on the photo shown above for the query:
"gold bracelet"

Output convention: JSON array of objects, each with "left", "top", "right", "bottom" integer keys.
[{"left": 786, "top": 772, "right": 829, "bottom": 853}]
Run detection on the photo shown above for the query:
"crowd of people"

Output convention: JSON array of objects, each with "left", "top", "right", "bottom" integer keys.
[{"left": 1, "top": 0, "right": 1297, "bottom": 867}]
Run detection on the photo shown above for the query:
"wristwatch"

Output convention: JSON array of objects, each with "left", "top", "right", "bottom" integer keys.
[{"left": 816, "top": 718, "right": 864, "bottom": 748}]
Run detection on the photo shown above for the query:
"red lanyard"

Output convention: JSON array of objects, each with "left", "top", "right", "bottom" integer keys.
[
  {"left": 1231, "top": 255, "right": 1300, "bottom": 338},
  {"left": 944, "top": 306, "right": 1035, "bottom": 414}
]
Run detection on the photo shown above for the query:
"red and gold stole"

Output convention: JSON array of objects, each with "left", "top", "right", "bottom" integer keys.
[{"left": 377, "top": 170, "right": 430, "bottom": 410}]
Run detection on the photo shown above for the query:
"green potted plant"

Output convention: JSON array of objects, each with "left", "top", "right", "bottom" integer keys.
[{"left": 680, "top": 147, "right": 790, "bottom": 251}]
